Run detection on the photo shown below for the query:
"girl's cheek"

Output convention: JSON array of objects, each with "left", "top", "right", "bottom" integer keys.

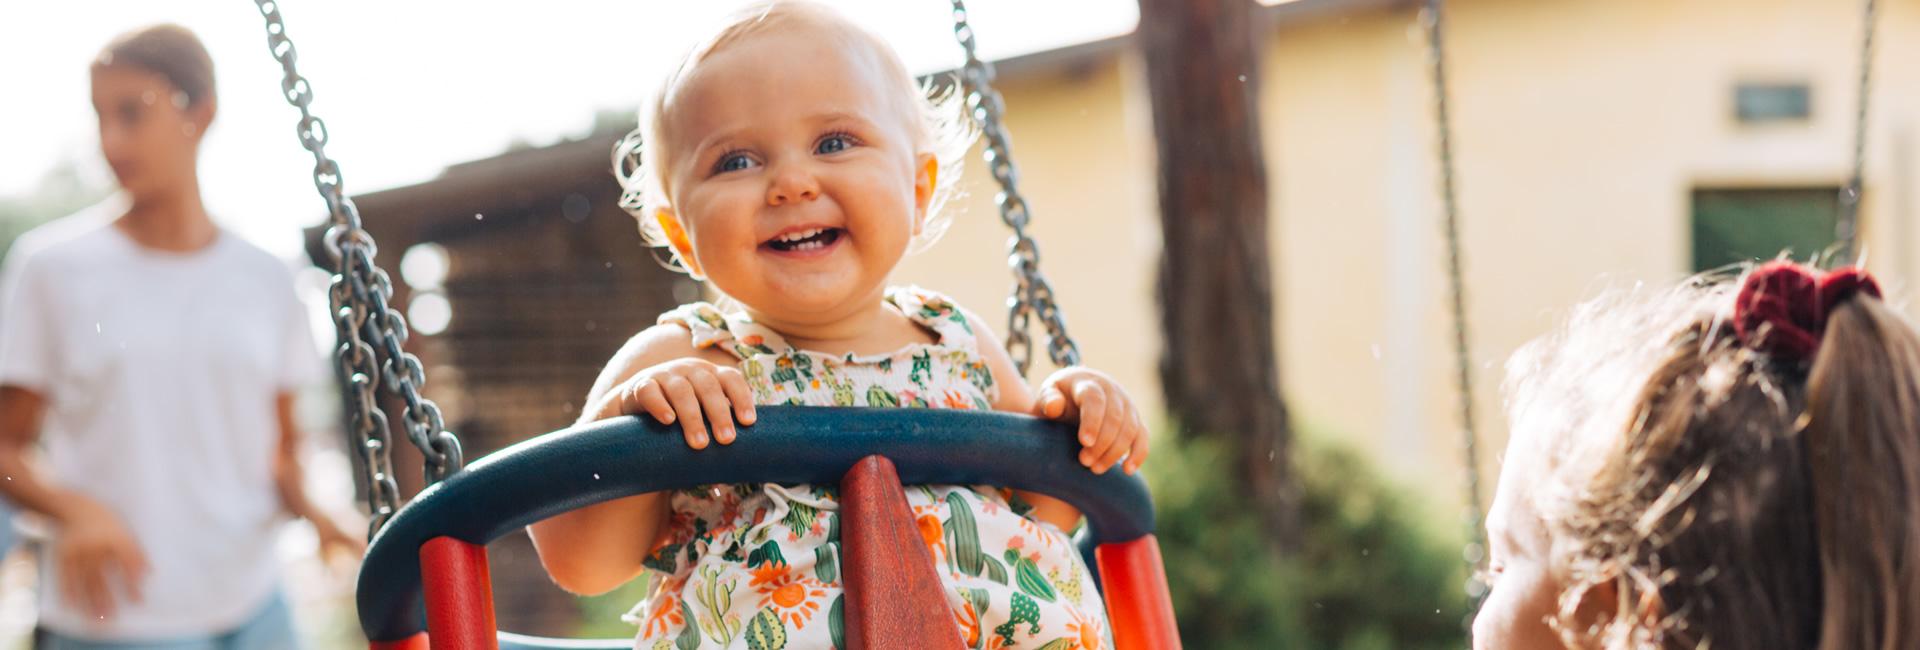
[{"left": 1472, "top": 562, "right": 1563, "bottom": 649}]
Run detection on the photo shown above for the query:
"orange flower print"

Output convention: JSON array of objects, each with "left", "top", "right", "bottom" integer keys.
[
  {"left": 954, "top": 598, "right": 982, "bottom": 647},
  {"left": 917, "top": 513, "right": 946, "bottom": 563},
  {"left": 641, "top": 595, "right": 685, "bottom": 638},
  {"left": 750, "top": 561, "right": 790, "bottom": 589},
  {"left": 741, "top": 334, "right": 764, "bottom": 347},
  {"left": 756, "top": 571, "right": 829, "bottom": 629},
  {"left": 944, "top": 390, "right": 974, "bottom": 410}
]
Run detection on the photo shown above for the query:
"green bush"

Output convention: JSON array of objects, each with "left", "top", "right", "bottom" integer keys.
[
  {"left": 1148, "top": 431, "right": 1469, "bottom": 649},
  {"left": 575, "top": 575, "right": 651, "bottom": 639}
]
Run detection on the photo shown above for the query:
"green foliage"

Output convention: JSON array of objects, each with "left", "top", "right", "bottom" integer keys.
[
  {"left": 0, "top": 160, "right": 108, "bottom": 264},
  {"left": 1148, "top": 430, "right": 1469, "bottom": 649},
  {"left": 573, "top": 574, "right": 652, "bottom": 638}
]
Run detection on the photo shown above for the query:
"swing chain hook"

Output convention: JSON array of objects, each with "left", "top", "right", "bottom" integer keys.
[
  {"left": 254, "top": 0, "right": 462, "bottom": 537},
  {"left": 949, "top": 0, "right": 1082, "bottom": 377}
]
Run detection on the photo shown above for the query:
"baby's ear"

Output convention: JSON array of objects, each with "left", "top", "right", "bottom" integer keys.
[
  {"left": 913, "top": 152, "right": 938, "bottom": 234},
  {"left": 654, "top": 207, "right": 704, "bottom": 278}
]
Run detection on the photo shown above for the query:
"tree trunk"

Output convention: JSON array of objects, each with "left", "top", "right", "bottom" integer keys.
[{"left": 1138, "top": 0, "right": 1298, "bottom": 547}]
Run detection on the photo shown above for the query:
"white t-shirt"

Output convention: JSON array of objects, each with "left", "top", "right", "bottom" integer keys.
[{"left": 0, "top": 202, "right": 321, "bottom": 640}]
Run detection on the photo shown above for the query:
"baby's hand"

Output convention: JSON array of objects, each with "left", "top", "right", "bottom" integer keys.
[
  {"left": 1033, "top": 367, "right": 1149, "bottom": 475},
  {"left": 600, "top": 358, "right": 756, "bottom": 449}
]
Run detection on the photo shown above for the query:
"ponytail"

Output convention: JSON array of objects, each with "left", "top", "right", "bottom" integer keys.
[{"left": 1803, "top": 296, "right": 1920, "bottom": 650}]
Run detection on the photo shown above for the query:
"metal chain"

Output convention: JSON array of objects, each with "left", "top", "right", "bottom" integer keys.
[
  {"left": 949, "top": 0, "right": 1081, "bottom": 376},
  {"left": 1836, "top": 0, "right": 1878, "bottom": 265},
  {"left": 252, "top": 0, "right": 462, "bottom": 538},
  {"left": 1421, "top": 0, "right": 1489, "bottom": 614}
]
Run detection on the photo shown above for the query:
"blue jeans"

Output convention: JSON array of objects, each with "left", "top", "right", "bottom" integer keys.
[{"left": 40, "top": 591, "right": 298, "bottom": 650}]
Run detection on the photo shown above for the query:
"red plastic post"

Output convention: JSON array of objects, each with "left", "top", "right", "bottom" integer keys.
[
  {"left": 420, "top": 536, "right": 499, "bottom": 650},
  {"left": 1096, "top": 535, "right": 1182, "bottom": 650},
  {"left": 369, "top": 634, "right": 430, "bottom": 650},
  {"left": 839, "top": 455, "right": 967, "bottom": 650}
]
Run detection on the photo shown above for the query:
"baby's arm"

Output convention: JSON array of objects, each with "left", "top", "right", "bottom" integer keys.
[
  {"left": 526, "top": 325, "right": 749, "bottom": 595},
  {"left": 962, "top": 309, "right": 1151, "bottom": 531}
]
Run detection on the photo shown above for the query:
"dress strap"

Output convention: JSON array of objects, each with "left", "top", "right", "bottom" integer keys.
[
  {"left": 657, "top": 302, "right": 792, "bottom": 360},
  {"left": 886, "top": 286, "right": 980, "bottom": 351}
]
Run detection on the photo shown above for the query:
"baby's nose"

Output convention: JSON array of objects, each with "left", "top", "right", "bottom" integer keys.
[{"left": 767, "top": 168, "right": 821, "bottom": 205}]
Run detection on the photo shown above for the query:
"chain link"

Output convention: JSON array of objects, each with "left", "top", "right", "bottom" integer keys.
[
  {"left": 1421, "top": 0, "right": 1489, "bottom": 614},
  {"left": 949, "top": 0, "right": 1081, "bottom": 376},
  {"left": 253, "top": 0, "right": 461, "bottom": 539},
  {"left": 1836, "top": 0, "right": 1878, "bottom": 265}
]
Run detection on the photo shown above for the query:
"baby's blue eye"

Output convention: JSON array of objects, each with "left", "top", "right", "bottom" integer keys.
[
  {"left": 816, "top": 134, "right": 851, "bottom": 155},
  {"left": 716, "top": 153, "right": 755, "bottom": 173}
]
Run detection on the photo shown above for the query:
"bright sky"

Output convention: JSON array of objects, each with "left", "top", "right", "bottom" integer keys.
[{"left": 0, "top": 0, "right": 1139, "bottom": 261}]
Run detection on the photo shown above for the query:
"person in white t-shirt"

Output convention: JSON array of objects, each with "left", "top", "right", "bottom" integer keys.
[{"left": 0, "top": 24, "right": 362, "bottom": 649}]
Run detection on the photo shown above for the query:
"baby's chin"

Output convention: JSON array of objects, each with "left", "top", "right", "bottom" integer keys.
[{"left": 732, "top": 272, "right": 882, "bottom": 319}]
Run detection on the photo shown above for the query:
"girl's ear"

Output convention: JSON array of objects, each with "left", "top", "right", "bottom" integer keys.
[
  {"left": 655, "top": 207, "right": 704, "bottom": 278},
  {"left": 912, "top": 153, "right": 938, "bottom": 236},
  {"left": 1561, "top": 572, "right": 1627, "bottom": 637}
]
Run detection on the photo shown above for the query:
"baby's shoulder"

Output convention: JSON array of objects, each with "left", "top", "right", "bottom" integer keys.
[{"left": 608, "top": 322, "right": 707, "bottom": 370}]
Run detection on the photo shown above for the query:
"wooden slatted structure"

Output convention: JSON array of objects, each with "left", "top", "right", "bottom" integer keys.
[{"left": 305, "top": 128, "right": 691, "bottom": 636}]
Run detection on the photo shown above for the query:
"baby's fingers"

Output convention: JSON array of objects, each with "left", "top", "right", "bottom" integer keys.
[
  {"left": 660, "top": 375, "right": 711, "bottom": 449},
  {"left": 717, "top": 368, "right": 757, "bottom": 427},
  {"left": 1073, "top": 381, "right": 1108, "bottom": 464},
  {"left": 689, "top": 371, "right": 738, "bottom": 445},
  {"left": 1089, "top": 392, "right": 1131, "bottom": 474},
  {"left": 628, "top": 378, "right": 676, "bottom": 426},
  {"left": 1122, "top": 415, "right": 1150, "bottom": 475},
  {"left": 1033, "top": 383, "right": 1072, "bottom": 419}
]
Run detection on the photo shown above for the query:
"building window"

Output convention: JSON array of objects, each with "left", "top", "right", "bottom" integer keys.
[
  {"left": 1691, "top": 187, "right": 1838, "bottom": 271},
  {"left": 1734, "top": 83, "right": 1811, "bottom": 123}
]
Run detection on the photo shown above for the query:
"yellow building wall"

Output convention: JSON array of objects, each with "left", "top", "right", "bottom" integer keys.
[
  {"left": 1270, "top": 0, "right": 1920, "bottom": 507},
  {"left": 902, "top": 0, "right": 1920, "bottom": 512}
]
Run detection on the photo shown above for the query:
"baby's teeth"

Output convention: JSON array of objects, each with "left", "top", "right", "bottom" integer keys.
[{"left": 778, "top": 228, "right": 825, "bottom": 243}]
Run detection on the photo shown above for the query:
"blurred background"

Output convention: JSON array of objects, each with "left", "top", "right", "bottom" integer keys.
[{"left": 3, "top": 0, "right": 1914, "bottom": 647}]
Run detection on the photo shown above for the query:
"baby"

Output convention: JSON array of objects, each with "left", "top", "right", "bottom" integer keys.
[{"left": 528, "top": 3, "right": 1145, "bottom": 648}]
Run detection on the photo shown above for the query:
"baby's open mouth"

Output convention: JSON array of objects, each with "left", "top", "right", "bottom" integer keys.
[{"left": 764, "top": 227, "right": 844, "bottom": 252}]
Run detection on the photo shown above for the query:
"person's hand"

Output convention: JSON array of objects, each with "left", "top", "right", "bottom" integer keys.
[
  {"left": 596, "top": 358, "right": 756, "bottom": 449},
  {"left": 1032, "top": 367, "right": 1149, "bottom": 475},
  {"left": 314, "top": 515, "right": 367, "bottom": 562},
  {"left": 54, "top": 496, "right": 148, "bottom": 620}
]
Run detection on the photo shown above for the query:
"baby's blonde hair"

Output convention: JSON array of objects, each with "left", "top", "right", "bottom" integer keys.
[{"left": 613, "top": 0, "right": 977, "bottom": 268}]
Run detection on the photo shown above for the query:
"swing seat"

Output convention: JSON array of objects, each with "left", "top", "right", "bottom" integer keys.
[{"left": 356, "top": 406, "right": 1180, "bottom": 650}]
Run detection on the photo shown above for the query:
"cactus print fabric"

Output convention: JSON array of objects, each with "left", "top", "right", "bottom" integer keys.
[{"left": 629, "top": 287, "right": 1112, "bottom": 650}]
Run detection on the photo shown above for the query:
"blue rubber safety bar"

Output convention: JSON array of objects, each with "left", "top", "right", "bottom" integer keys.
[{"left": 357, "top": 406, "right": 1157, "bottom": 643}]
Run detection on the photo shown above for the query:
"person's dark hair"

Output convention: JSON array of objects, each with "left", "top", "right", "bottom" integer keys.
[
  {"left": 94, "top": 24, "right": 216, "bottom": 108},
  {"left": 1512, "top": 263, "right": 1920, "bottom": 649}
]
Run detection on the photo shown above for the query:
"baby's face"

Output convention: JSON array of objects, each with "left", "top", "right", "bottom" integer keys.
[{"left": 658, "top": 27, "right": 933, "bottom": 326}]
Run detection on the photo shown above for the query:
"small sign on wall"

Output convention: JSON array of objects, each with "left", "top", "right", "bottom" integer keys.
[{"left": 1734, "top": 82, "right": 1812, "bottom": 123}]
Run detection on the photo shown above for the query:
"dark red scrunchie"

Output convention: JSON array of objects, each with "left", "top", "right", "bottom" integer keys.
[{"left": 1732, "top": 260, "right": 1883, "bottom": 362}]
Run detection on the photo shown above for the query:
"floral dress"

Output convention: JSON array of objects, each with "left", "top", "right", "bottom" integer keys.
[{"left": 628, "top": 287, "right": 1112, "bottom": 650}]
